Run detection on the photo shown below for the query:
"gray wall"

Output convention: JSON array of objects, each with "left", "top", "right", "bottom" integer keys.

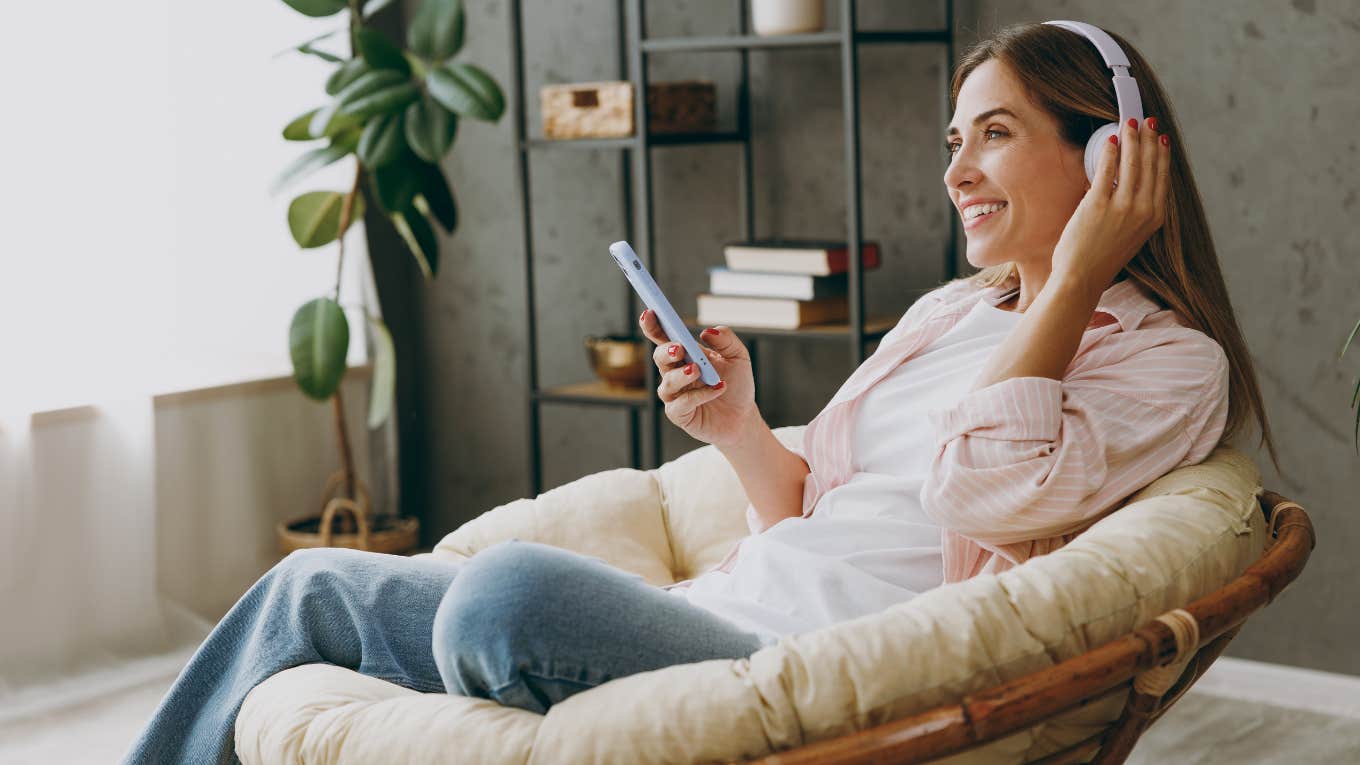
[{"left": 397, "top": 0, "right": 1360, "bottom": 675}]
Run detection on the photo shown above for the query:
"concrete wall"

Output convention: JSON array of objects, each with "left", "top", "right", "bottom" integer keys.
[{"left": 398, "top": 0, "right": 1360, "bottom": 675}]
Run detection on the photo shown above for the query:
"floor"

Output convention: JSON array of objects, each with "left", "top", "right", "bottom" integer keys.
[{"left": 1, "top": 658, "right": 1357, "bottom": 764}]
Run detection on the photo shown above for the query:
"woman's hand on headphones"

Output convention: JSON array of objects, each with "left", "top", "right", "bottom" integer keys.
[{"left": 1051, "top": 116, "right": 1171, "bottom": 297}]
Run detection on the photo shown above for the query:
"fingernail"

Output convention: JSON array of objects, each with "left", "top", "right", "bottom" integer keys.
[
  {"left": 639, "top": 310, "right": 646, "bottom": 323},
  {"left": 1147, "top": 116, "right": 1158, "bottom": 131},
  {"left": 1160, "top": 134, "right": 1170, "bottom": 147},
  {"left": 701, "top": 327, "right": 718, "bottom": 337},
  {"left": 1128, "top": 118, "right": 1137, "bottom": 130},
  {"left": 668, "top": 345, "right": 680, "bottom": 356},
  {"left": 714, "top": 381, "right": 726, "bottom": 390},
  {"left": 1109, "top": 134, "right": 1118, "bottom": 145},
  {"left": 684, "top": 363, "right": 695, "bottom": 374}
]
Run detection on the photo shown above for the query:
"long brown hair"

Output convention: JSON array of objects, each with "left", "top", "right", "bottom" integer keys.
[{"left": 947, "top": 22, "right": 1281, "bottom": 476}]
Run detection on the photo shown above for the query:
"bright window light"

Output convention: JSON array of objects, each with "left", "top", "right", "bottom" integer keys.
[{"left": 1, "top": 2, "right": 371, "bottom": 418}]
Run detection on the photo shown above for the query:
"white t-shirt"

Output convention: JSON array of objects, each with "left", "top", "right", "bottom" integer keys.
[{"left": 671, "top": 288, "right": 1024, "bottom": 647}]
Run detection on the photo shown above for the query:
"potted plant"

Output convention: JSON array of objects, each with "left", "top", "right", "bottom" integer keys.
[{"left": 272, "top": 0, "right": 505, "bottom": 552}]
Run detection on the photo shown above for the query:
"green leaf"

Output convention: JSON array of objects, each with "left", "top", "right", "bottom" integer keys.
[
  {"left": 426, "top": 62, "right": 504, "bottom": 122},
  {"left": 290, "top": 298, "right": 350, "bottom": 400},
  {"left": 366, "top": 315, "right": 397, "bottom": 429},
  {"left": 370, "top": 153, "right": 423, "bottom": 213},
  {"left": 363, "top": 0, "right": 400, "bottom": 17},
  {"left": 408, "top": 0, "right": 465, "bottom": 61},
  {"left": 357, "top": 112, "right": 407, "bottom": 168},
  {"left": 337, "top": 69, "right": 408, "bottom": 108},
  {"left": 270, "top": 133, "right": 357, "bottom": 195},
  {"left": 283, "top": 108, "right": 322, "bottom": 141},
  {"left": 325, "top": 58, "right": 370, "bottom": 96},
  {"left": 272, "top": 26, "right": 345, "bottom": 60},
  {"left": 307, "top": 101, "right": 363, "bottom": 139},
  {"left": 312, "top": 69, "right": 404, "bottom": 137},
  {"left": 356, "top": 28, "right": 410, "bottom": 75},
  {"left": 298, "top": 41, "right": 344, "bottom": 63},
  {"left": 340, "top": 81, "right": 420, "bottom": 121},
  {"left": 391, "top": 208, "right": 439, "bottom": 279},
  {"left": 1340, "top": 316, "right": 1360, "bottom": 360},
  {"left": 404, "top": 93, "right": 459, "bottom": 162},
  {"left": 283, "top": 0, "right": 348, "bottom": 18},
  {"left": 414, "top": 162, "right": 457, "bottom": 233},
  {"left": 288, "top": 190, "right": 366, "bottom": 248}
]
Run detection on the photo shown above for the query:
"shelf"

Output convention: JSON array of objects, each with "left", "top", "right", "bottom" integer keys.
[
  {"left": 682, "top": 313, "right": 899, "bottom": 340},
  {"left": 640, "top": 29, "right": 951, "bottom": 54},
  {"left": 523, "top": 131, "right": 745, "bottom": 151},
  {"left": 512, "top": 0, "right": 957, "bottom": 491},
  {"left": 535, "top": 379, "right": 649, "bottom": 408},
  {"left": 642, "top": 31, "right": 842, "bottom": 53}
]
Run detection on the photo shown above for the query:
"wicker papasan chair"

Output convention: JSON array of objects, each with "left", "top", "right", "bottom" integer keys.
[{"left": 235, "top": 424, "right": 1313, "bottom": 764}]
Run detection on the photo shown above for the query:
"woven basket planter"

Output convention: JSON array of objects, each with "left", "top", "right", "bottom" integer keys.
[{"left": 276, "top": 470, "right": 420, "bottom": 555}]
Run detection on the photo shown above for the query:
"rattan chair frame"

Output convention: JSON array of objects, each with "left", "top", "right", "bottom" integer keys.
[{"left": 750, "top": 490, "right": 1315, "bottom": 765}]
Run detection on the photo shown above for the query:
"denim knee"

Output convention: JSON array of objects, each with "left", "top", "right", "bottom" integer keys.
[
  {"left": 263, "top": 547, "right": 373, "bottom": 663},
  {"left": 431, "top": 539, "right": 559, "bottom": 698},
  {"left": 277, "top": 545, "right": 375, "bottom": 573}
]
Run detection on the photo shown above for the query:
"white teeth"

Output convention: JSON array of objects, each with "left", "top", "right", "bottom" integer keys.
[{"left": 964, "top": 201, "right": 1007, "bottom": 220}]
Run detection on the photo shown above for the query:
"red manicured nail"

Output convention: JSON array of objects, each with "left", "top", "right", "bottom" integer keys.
[
  {"left": 1128, "top": 118, "right": 1137, "bottom": 129},
  {"left": 701, "top": 327, "right": 718, "bottom": 337},
  {"left": 1109, "top": 134, "right": 1118, "bottom": 145},
  {"left": 684, "top": 363, "right": 695, "bottom": 374},
  {"left": 668, "top": 345, "right": 680, "bottom": 356},
  {"left": 1160, "top": 134, "right": 1170, "bottom": 146},
  {"left": 1147, "top": 116, "right": 1158, "bottom": 131},
  {"left": 714, "top": 381, "right": 726, "bottom": 390}
]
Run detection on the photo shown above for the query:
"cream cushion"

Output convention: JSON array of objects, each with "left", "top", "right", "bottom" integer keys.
[{"left": 236, "top": 425, "right": 1265, "bottom": 764}]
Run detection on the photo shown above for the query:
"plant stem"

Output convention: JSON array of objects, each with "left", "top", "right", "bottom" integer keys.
[
  {"left": 330, "top": 0, "right": 366, "bottom": 526},
  {"left": 333, "top": 161, "right": 363, "bottom": 300},
  {"left": 332, "top": 385, "right": 358, "bottom": 511}
]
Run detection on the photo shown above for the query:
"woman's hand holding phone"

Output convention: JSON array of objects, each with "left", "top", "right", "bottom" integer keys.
[{"left": 639, "top": 309, "right": 758, "bottom": 448}]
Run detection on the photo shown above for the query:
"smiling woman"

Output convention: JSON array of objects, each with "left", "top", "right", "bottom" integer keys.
[{"left": 940, "top": 21, "right": 1280, "bottom": 477}]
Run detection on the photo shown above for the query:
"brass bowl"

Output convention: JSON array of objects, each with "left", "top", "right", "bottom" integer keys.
[{"left": 585, "top": 334, "right": 648, "bottom": 389}]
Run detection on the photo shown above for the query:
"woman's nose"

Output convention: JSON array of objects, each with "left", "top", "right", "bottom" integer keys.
[{"left": 942, "top": 146, "right": 978, "bottom": 191}]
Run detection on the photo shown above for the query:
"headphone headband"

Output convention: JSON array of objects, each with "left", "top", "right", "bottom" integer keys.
[{"left": 1042, "top": 20, "right": 1145, "bottom": 128}]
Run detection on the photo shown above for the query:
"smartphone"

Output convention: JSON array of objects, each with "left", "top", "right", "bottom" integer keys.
[{"left": 608, "top": 240, "right": 721, "bottom": 386}]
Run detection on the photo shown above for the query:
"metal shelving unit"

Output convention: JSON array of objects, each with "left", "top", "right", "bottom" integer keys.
[{"left": 508, "top": 0, "right": 958, "bottom": 495}]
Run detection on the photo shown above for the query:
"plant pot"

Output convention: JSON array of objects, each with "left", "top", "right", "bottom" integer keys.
[
  {"left": 276, "top": 470, "right": 421, "bottom": 555},
  {"left": 751, "top": 0, "right": 825, "bottom": 37}
]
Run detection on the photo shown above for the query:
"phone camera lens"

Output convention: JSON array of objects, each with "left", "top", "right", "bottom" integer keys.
[{"left": 633, "top": 260, "right": 640, "bottom": 269}]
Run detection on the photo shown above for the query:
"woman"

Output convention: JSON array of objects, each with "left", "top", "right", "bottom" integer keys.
[{"left": 122, "top": 22, "right": 1277, "bottom": 765}]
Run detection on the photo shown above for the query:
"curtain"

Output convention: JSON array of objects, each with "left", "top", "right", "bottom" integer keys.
[
  {"left": 0, "top": 398, "right": 211, "bottom": 720},
  {"left": 0, "top": 0, "right": 385, "bottom": 719}
]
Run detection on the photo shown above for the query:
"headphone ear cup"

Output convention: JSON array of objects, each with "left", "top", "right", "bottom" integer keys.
[{"left": 1085, "top": 122, "right": 1120, "bottom": 182}]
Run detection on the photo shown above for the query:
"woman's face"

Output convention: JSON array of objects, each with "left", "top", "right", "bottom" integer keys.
[{"left": 943, "top": 59, "right": 1089, "bottom": 272}]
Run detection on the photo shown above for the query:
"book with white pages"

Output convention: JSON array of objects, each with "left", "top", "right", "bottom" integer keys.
[
  {"left": 696, "top": 293, "right": 849, "bottom": 330},
  {"left": 707, "top": 266, "right": 849, "bottom": 300}
]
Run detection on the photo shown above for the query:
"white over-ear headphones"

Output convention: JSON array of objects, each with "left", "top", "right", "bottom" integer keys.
[{"left": 1042, "top": 20, "right": 1145, "bottom": 182}]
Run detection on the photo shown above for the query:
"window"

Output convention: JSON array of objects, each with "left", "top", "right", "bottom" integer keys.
[{"left": 1, "top": 2, "right": 371, "bottom": 417}]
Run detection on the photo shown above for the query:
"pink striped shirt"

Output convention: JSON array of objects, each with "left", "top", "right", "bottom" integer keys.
[{"left": 669, "top": 274, "right": 1230, "bottom": 591}]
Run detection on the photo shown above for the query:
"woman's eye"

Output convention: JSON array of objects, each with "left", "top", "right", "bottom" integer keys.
[{"left": 945, "top": 129, "right": 1006, "bottom": 158}]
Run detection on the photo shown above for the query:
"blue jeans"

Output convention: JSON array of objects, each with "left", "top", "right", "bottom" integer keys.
[{"left": 120, "top": 539, "right": 769, "bottom": 765}]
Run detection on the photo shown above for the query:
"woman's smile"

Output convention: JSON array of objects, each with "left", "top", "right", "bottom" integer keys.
[{"left": 964, "top": 202, "right": 1008, "bottom": 231}]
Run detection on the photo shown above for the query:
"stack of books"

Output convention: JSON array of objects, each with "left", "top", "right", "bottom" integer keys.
[{"left": 696, "top": 239, "right": 881, "bottom": 329}]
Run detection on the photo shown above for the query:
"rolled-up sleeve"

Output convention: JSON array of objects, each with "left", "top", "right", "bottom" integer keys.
[{"left": 920, "top": 332, "right": 1231, "bottom": 546}]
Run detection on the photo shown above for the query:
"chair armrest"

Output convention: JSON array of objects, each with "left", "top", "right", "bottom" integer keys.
[{"left": 428, "top": 467, "right": 679, "bottom": 586}]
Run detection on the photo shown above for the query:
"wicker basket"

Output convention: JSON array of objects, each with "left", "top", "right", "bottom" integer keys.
[
  {"left": 541, "top": 80, "right": 717, "bottom": 139},
  {"left": 276, "top": 470, "right": 420, "bottom": 555}
]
